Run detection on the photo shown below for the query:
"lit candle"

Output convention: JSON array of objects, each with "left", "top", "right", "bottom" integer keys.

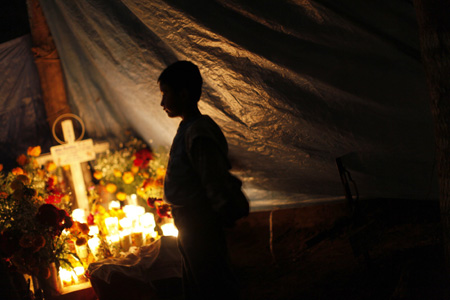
[
  {"left": 74, "top": 266, "right": 85, "bottom": 283},
  {"left": 109, "top": 200, "right": 121, "bottom": 210},
  {"left": 131, "top": 228, "right": 143, "bottom": 247},
  {"left": 59, "top": 267, "right": 75, "bottom": 286},
  {"left": 104, "top": 217, "right": 119, "bottom": 235},
  {"left": 89, "top": 225, "right": 99, "bottom": 236},
  {"left": 120, "top": 230, "right": 131, "bottom": 252},
  {"left": 140, "top": 212, "right": 156, "bottom": 228},
  {"left": 75, "top": 244, "right": 88, "bottom": 259},
  {"left": 72, "top": 209, "right": 87, "bottom": 223},
  {"left": 106, "top": 234, "right": 120, "bottom": 256},
  {"left": 119, "top": 217, "right": 132, "bottom": 230},
  {"left": 161, "top": 223, "right": 178, "bottom": 237},
  {"left": 87, "top": 237, "right": 100, "bottom": 258}
]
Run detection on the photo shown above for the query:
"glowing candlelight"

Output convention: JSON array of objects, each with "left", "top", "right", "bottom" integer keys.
[
  {"left": 140, "top": 212, "right": 156, "bottom": 228},
  {"left": 120, "top": 230, "right": 131, "bottom": 252},
  {"left": 131, "top": 228, "right": 143, "bottom": 247},
  {"left": 104, "top": 217, "right": 119, "bottom": 235},
  {"left": 161, "top": 223, "right": 178, "bottom": 237},
  {"left": 87, "top": 237, "right": 100, "bottom": 258},
  {"left": 59, "top": 267, "right": 76, "bottom": 286},
  {"left": 89, "top": 225, "right": 99, "bottom": 236},
  {"left": 75, "top": 244, "right": 88, "bottom": 259},
  {"left": 109, "top": 200, "right": 121, "bottom": 210},
  {"left": 119, "top": 217, "right": 132, "bottom": 230},
  {"left": 72, "top": 209, "right": 86, "bottom": 223},
  {"left": 107, "top": 234, "right": 120, "bottom": 256}
]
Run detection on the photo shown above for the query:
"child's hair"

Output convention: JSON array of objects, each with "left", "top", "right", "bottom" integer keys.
[{"left": 158, "top": 61, "right": 203, "bottom": 103}]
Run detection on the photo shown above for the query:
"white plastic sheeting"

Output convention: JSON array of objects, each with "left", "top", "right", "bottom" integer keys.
[
  {"left": 37, "top": 0, "right": 437, "bottom": 209},
  {"left": 0, "top": 35, "right": 53, "bottom": 170}
]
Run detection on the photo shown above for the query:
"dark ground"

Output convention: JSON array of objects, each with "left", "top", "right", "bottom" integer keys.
[{"left": 227, "top": 199, "right": 449, "bottom": 300}]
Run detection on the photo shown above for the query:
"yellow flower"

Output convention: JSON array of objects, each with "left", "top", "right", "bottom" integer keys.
[
  {"left": 93, "top": 171, "right": 103, "bottom": 180},
  {"left": 116, "top": 192, "right": 127, "bottom": 201},
  {"left": 46, "top": 162, "right": 57, "bottom": 172},
  {"left": 27, "top": 146, "right": 41, "bottom": 157},
  {"left": 122, "top": 172, "right": 134, "bottom": 184},
  {"left": 131, "top": 165, "right": 139, "bottom": 174},
  {"left": 12, "top": 167, "right": 24, "bottom": 175},
  {"left": 113, "top": 169, "right": 122, "bottom": 177},
  {"left": 156, "top": 167, "right": 166, "bottom": 179},
  {"left": 16, "top": 154, "right": 28, "bottom": 166},
  {"left": 105, "top": 183, "right": 117, "bottom": 193}
]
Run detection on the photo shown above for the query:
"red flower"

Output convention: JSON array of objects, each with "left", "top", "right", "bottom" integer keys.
[
  {"left": 87, "top": 213, "right": 95, "bottom": 226},
  {"left": 133, "top": 148, "right": 153, "bottom": 168},
  {"left": 46, "top": 177, "right": 55, "bottom": 190},
  {"left": 156, "top": 204, "right": 172, "bottom": 218},
  {"left": 147, "top": 197, "right": 162, "bottom": 208},
  {"left": 45, "top": 189, "right": 63, "bottom": 204}
]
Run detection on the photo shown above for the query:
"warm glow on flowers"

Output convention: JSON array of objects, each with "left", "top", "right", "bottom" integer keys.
[
  {"left": 11, "top": 167, "right": 24, "bottom": 175},
  {"left": 156, "top": 167, "right": 166, "bottom": 179},
  {"left": 27, "top": 146, "right": 41, "bottom": 157},
  {"left": 93, "top": 171, "right": 103, "bottom": 180},
  {"left": 116, "top": 192, "right": 127, "bottom": 201},
  {"left": 46, "top": 162, "right": 57, "bottom": 172},
  {"left": 105, "top": 183, "right": 117, "bottom": 194},
  {"left": 122, "top": 172, "right": 134, "bottom": 184},
  {"left": 113, "top": 169, "right": 122, "bottom": 177},
  {"left": 131, "top": 165, "right": 139, "bottom": 174},
  {"left": 16, "top": 154, "right": 28, "bottom": 166}
]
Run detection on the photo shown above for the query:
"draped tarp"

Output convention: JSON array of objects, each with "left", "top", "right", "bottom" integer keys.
[
  {"left": 0, "top": 35, "right": 53, "bottom": 171},
  {"left": 34, "top": 0, "right": 436, "bottom": 209}
]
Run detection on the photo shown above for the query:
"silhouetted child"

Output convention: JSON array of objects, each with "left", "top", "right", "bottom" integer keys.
[{"left": 159, "top": 61, "right": 247, "bottom": 300}]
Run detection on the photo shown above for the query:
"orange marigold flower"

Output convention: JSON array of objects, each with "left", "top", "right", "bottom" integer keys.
[
  {"left": 63, "top": 165, "right": 70, "bottom": 171},
  {"left": 113, "top": 169, "right": 122, "bottom": 177},
  {"left": 27, "top": 146, "right": 41, "bottom": 157},
  {"left": 105, "top": 183, "right": 117, "bottom": 193},
  {"left": 12, "top": 167, "right": 24, "bottom": 175},
  {"left": 131, "top": 165, "right": 139, "bottom": 174},
  {"left": 93, "top": 171, "right": 103, "bottom": 180},
  {"left": 122, "top": 172, "right": 134, "bottom": 184},
  {"left": 116, "top": 192, "right": 127, "bottom": 201},
  {"left": 46, "top": 162, "right": 57, "bottom": 172},
  {"left": 16, "top": 154, "right": 28, "bottom": 166},
  {"left": 0, "top": 164, "right": 3, "bottom": 172},
  {"left": 0, "top": 192, "right": 8, "bottom": 199}
]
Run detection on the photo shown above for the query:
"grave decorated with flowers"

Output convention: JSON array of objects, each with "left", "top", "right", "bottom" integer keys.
[{"left": 0, "top": 133, "right": 174, "bottom": 298}]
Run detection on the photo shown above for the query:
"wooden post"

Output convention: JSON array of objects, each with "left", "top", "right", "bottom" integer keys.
[
  {"left": 26, "top": 0, "right": 71, "bottom": 130},
  {"left": 414, "top": 0, "right": 450, "bottom": 269}
]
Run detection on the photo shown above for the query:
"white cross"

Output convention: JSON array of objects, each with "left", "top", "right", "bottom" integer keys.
[{"left": 36, "top": 117, "right": 109, "bottom": 213}]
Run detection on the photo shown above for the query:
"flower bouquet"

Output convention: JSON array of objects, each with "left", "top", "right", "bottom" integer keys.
[{"left": 0, "top": 147, "right": 78, "bottom": 297}]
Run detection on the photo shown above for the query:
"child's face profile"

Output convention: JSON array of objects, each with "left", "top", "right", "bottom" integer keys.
[{"left": 160, "top": 83, "right": 184, "bottom": 118}]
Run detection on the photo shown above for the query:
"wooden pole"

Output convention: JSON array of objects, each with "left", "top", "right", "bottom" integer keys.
[
  {"left": 414, "top": 0, "right": 450, "bottom": 269},
  {"left": 26, "top": 0, "right": 71, "bottom": 131}
]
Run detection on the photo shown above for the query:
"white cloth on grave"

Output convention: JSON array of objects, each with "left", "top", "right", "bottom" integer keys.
[{"left": 88, "top": 236, "right": 182, "bottom": 285}]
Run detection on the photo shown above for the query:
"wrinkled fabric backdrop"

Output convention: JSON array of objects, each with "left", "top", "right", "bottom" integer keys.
[{"left": 1, "top": 0, "right": 437, "bottom": 210}]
